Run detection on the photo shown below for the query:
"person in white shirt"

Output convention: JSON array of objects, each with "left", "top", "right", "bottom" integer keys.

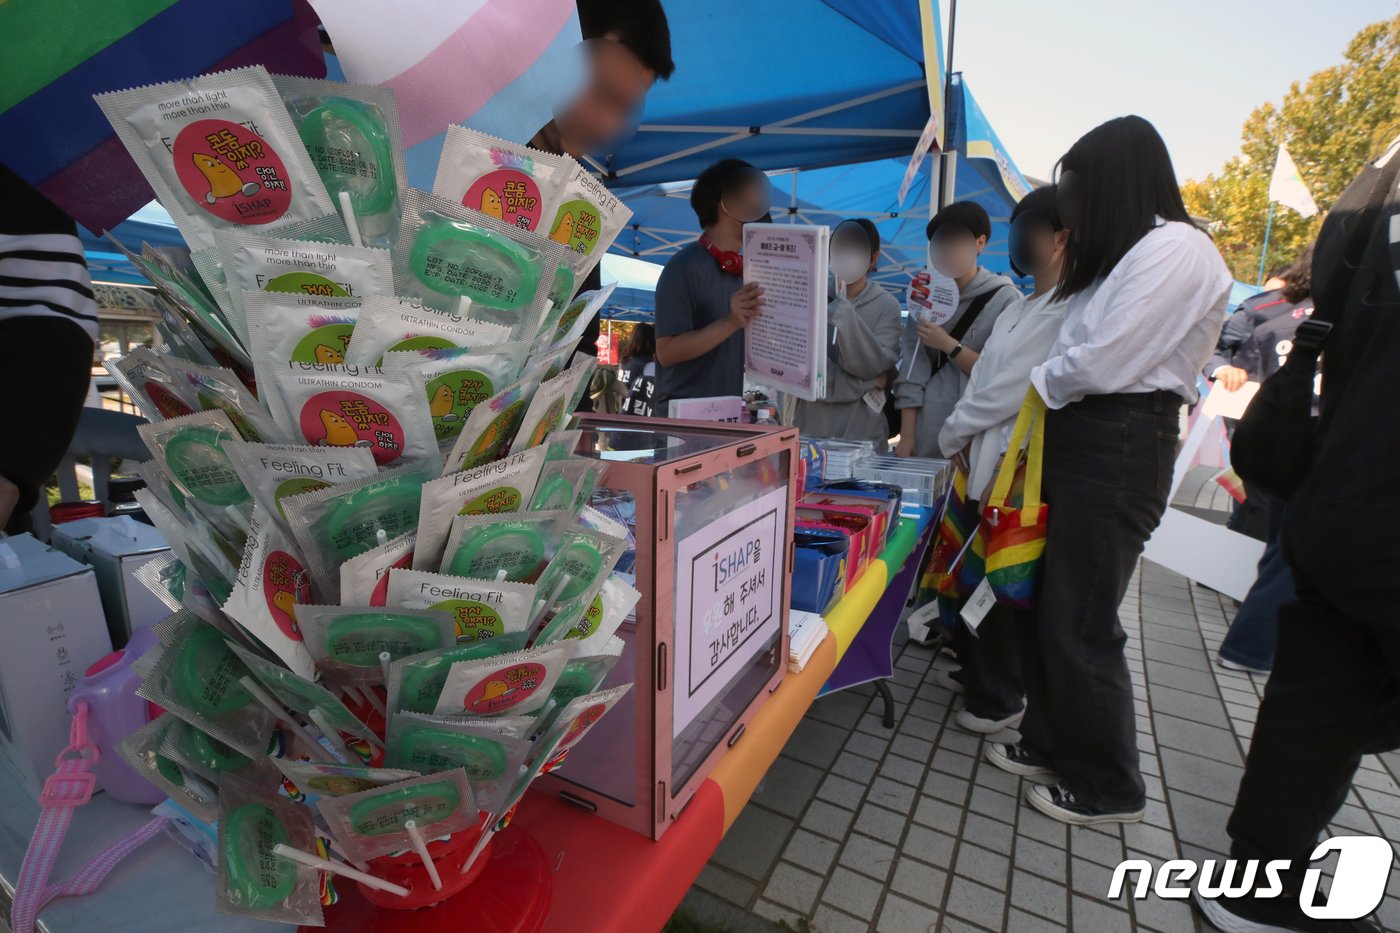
[
  {"left": 933, "top": 186, "right": 1070, "bottom": 736},
  {"left": 983, "top": 116, "right": 1231, "bottom": 827}
]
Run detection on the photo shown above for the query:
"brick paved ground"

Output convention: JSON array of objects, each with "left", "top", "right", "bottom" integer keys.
[{"left": 676, "top": 478, "right": 1400, "bottom": 932}]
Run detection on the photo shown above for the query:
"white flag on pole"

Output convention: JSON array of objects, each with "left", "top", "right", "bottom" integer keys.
[{"left": 1268, "top": 145, "right": 1319, "bottom": 218}]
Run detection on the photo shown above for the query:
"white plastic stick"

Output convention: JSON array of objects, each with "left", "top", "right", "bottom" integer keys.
[
  {"left": 494, "top": 569, "right": 509, "bottom": 582},
  {"left": 363, "top": 686, "right": 388, "bottom": 717},
  {"left": 529, "top": 573, "right": 572, "bottom": 630},
  {"left": 458, "top": 813, "right": 499, "bottom": 874},
  {"left": 375, "top": 528, "right": 389, "bottom": 547},
  {"left": 239, "top": 676, "right": 335, "bottom": 763},
  {"left": 458, "top": 296, "right": 472, "bottom": 317},
  {"left": 338, "top": 190, "right": 364, "bottom": 249},
  {"left": 403, "top": 819, "right": 442, "bottom": 890},
  {"left": 379, "top": 651, "right": 393, "bottom": 689},
  {"left": 307, "top": 707, "right": 353, "bottom": 763},
  {"left": 325, "top": 835, "right": 372, "bottom": 873},
  {"left": 273, "top": 844, "right": 409, "bottom": 897}
]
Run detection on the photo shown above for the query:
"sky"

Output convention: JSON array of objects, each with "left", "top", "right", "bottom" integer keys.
[{"left": 945, "top": 0, "right": 1398, "bottom": 183}]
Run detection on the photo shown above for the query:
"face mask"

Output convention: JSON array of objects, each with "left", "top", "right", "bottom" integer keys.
[{"left": 830, "top": 248, "right": 871, "bottom": 285}]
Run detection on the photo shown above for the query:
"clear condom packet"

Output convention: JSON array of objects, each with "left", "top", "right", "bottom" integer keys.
[
  {"left": 382, "top": 341, "right": 529, "bottom": 451},
  {"left": 383, "top": 714, "right": 529, "bottom": 813},
  {"left": 226, "top": 641, "right": 378, "bottom": 749},
  {"left": 509, "top": 358, "right": 597, "bottom": 456},
  {"left": 528, "top": 525, "right": 629, "bottom": 642},
  {"left": 212, "top": 229, "right": 392, "bottom": 347},
  {"left": 528, "top": 458, "right": 603, "bottom": 514},
  {"left": 136, "top": 618, "right": 277, "bottom": 758},
  {"left": 385, "top": 569, "right": 536, "bottom": 645},
  {"left": 431, "top": 127, "right": 572, "bottom": 235},
  {"left": 438, "top": 510, "right": 571, "bottom": 583},
  {"left": 133, "top": 460, "right": 189, "bottom": 521},
  {"left": 160, "top": 717, "right": 281, "bottom": 788},
  {"left": 317, "top": 768, "right": 475, "bottom": 865},
  {"left": 107, "top": 346, "right": 199, "bottom": 422},
  {"left": 538, "top": 683, "right": 634, "bottom": 769},
  {"left": 530, "top": 283, "right": 615, "bottom": 362},
  {"left": 393, "top": 187, "right": 570, "bottom": 338},
  {"left": 94, "top": 66, "right": 336, "bottom": 253},
  {"left": 268, "top": 361, "right": 438, "bottom": 470},
  {"left": 338, "top": 530, "right": 415, "bottom": 607},
  {"left": 224, "top": 441, "right": 379, "bottom": 536},
  {"left": 343, "top": 293, "right": 510, "bottom": 366},
  {"left": 557, "top": 574, "right": 639, "bottom": 645},
  {"left": 113, "top": 238, "right": 251, "bottom": 367},
  {"left": 133, "top": 551, "right": 187, "bottom": 612},
  {"left": 243, "top": 291, "right": 360, "bottom": 416},
  {"left": 541, "top": 429, "right": 584, "bottom": 462},
  {"left": 272, "top": 759, "right": 419, "bottom": 803},
  {"left": 538, "top": 641, "right": 623, "bottom": 723},
  {"left": 116, "top": 714, "right": 221, "bottom": 823},
  {"left": 413, "top": 447, "right": 547, "bottom": 572},
  {"left": 440, "top": 372, "right": 541, "bottom": 474},
  {"left": 152, "top": 291, "right": 221, "bottom": 366},
  {"left": 159, "top": 352, "right": 283, "bottom": 443},
  {"left": 221, "top": 505, "right": 318, "bottom": 678},
  {"left": 216, "top": 775, "right": 323, "bottom": 926},
  {"left": 282, "top": 459, "right": 436, "bottom": 601},
  {"left": 273, "top": 74, "right": 408, "bottom": 249},
  {"left": 386, "top": 636, "right": 530, "bottom": 715},
  {"left": 137, "top": 410, "right": 254, "bottom": 516},
  {"left": 432, "top": 641, "right": 577, "bottom": 718},
  {"left": 545, "top": 161, "right": 633, "bottom": 283},
  {"left": 297, "top": 605, "right": 454, "bottom": 691}
]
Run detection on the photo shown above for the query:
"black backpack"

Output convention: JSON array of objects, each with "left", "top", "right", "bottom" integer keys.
[{"left": 1231, "top": 151, "right": 1400, "bottom": 500}]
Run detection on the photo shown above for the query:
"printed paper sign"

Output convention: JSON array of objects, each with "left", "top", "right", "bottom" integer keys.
[{"left": 742, "top": 223, "right": 829, "bottom": 401}]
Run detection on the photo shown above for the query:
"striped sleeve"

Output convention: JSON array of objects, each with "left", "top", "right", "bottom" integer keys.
[{"left": 0, "top": 232, "right": 99, "bottom": 339}]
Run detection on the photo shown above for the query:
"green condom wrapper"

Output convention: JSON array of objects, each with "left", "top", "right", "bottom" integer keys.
[
  {"left": 116, "top": 714, "right": 221, "bottom": 823},
  {"left": 216, "top": 775, "right": 322, "bottom": 926},
  {"left": 272, "top": 758, "right": 420, "bottom": 804},
  {"left": 385, "top": 636, "right": 531, "bottom": 716},
  {"left": 159, "top": 717, "right": 280, "bottom": 788},
  {"left": 138, "top": 410, "right": 253, "bottom": 521},
  {"left": 438, "top": 509, "right": 572, "bottom": 585},
  {"left": 107, "top": 346, "right": 199, "bottom": 423},
  {"left": 528, "top": 457, "right": 604, "bottom": 515},
  {"left": 440, "top": 370, "right": 544, "bottom": 474},
  {"left": 297, "top": 604, "right": 455, "bottom": 691},
  {"left": 157, "top": 351, "right": 283, "bottom": 443},
  {"left": 413, "top": 446, "right": 547, "bottom": 572},
  {"left": 227, "top": 640, "right": 377, "bottom": 748},
  {"left": 343, "top": 293, "right": 511, "bottom": 367},
  {"left": 384, "top": 714, "right": 529, "bottom": 813},
  {"left": 317, "top": 768, "right": 475, "bottom": 864}
]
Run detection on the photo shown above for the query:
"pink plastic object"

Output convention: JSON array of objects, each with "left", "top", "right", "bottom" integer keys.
[{"left": 66, "top": 627, "right": 163, "bottom": 804}]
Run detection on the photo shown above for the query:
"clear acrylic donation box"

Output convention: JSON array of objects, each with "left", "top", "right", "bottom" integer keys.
[{"left": 538, "top": 415, "right": 796, "bottom": 839}]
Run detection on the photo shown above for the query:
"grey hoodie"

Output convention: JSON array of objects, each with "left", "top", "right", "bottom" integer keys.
[
  {"left": 894, "top": 267, "right": 1018, "bottom": 457},
  {"left": 795, "top": 279, "right": 903, "bottom": 449}
]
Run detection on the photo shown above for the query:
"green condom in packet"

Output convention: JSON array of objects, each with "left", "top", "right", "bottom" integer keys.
[
  {"left": 136, "top": 619, "right": 277, "bottom": 758},
  {"left": 212, "top": 229, "right": 392, "bottom": 348},
  {"left": 535, "top": 639, "right": 623, "bottom": 729},
  {"left": 297, "top": 604, "right": 455, "bottom": 691},
  {"left": 528, "top": 525, "right": 628, "bottom": 642},
  {"left": 216, "top": 775, "right": 323, "bottom": 926},
  {"left": 510, "top": 358, "right": 598, "bottom": 456},
  {"left": 159, "top": 717, "right": 280, "bottom": 788},
  {"left": 272, "top": 758, "right": 419, "bottom": 803},
  {"left": 282, "top": 459, "right": 436, "bottom": 601},
  {"left": 557, "top": 573, "right": 639, "bottom": 645},
  {"left": 268, "top": 362, "right": 438, "bottom": 470},
  {"left": 438, "top": 509, "right": 571, "bottom": 584},
  {"left": 133, "top": 551, "right": 187, "bottom": 612},
  {"left": 386, "top": 569, "right": 535, "bottom": 645},
  {"left": 221, "top": 506, "right": 317, "bottom": 678},
  {"left": 431, "top": 127, "right": 572, "bottom": 235},
  {"left": 384, "top": 714, "right": 529, "bottom": 813},
  {"left": 528, "top": 457, "right": 603, "bottom": 514},
  {"left": 116, "top": 714, "right": 220, "bottom": 823},
  {"left": 393, "top": 187, "right": 569, "bottom": 338},
  {"left": 107, "top": 347, "right": 199, "bottom": 422},
  {"left": 94, "top": 66, "right": 336, "bottom": 253},
  {"left": 273, "top": 74, "right": 408, "bottom": 249},
  {"left": 159, "top": 353, "right": 283, "bottom": 443},
  {"left": 383, "top": 341, "right": 529, "bottom": 452},
  {"left": 113, "top": 238, "right": 251, "bottom": 366},
  {"left": 338, "top": 530, "right": 415, "bottom": 607},
  {"left": 317, "top": 769, "right": 475, "bottom": 865},
  {"left": 386, "top": 636, "right": 530, "bottom": 715},
  {"left": 432, "top": 641, "right": 577, "bottom": 719},
  {"left": 413, "top": 447, "right": 547, "bottom": 572},
  {"left": 138, "top": 410, "right": 253, "bottom": 516},
  {"left": 343, "top": 294, "right": 510, "bottom": 367},
  {"left": 540, "top": 429, "right": 584, "bottom": 462},
  {"left": 227, "top": 641, "right": 379, "bottom": 750},
  {"left": 223, "top": 441, "right": 379, "bottom": 536}
]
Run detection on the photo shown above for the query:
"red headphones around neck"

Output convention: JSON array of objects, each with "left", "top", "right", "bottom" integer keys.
[{"left": 699, "top": 233, "right": 743, "bottom": 276}]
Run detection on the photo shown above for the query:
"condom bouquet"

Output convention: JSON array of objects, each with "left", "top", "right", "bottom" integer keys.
[{"left": 95, "top": 66, "right": 640, "bottom": 924}]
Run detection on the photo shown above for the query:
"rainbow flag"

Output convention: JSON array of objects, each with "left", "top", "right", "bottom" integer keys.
[
  {"left": 0, "top": 0, "right": 325, "bottom": 233},
  {"left": 308, "top": 0, "right": 584, "bottom": 188}
]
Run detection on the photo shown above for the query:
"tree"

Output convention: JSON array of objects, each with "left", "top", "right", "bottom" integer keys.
[{"left": 1182, "top": 15, "right": 1400, "bottom": 282}]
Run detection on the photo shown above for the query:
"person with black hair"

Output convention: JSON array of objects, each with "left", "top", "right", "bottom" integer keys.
[
  {"left": 793, "top": 219, "right": 902, "bottom": 449},
  {"left": 653, "top": 158, "right": 772, "bottom": 412},
  {"left": 1210, "top": 247, "right": 1315, "bottom": 675},
  {"left": 984, "top": 116, "right": 1231, "bottom": 826},
  {"left": 934, "top": 185, "right": 1070, "bottom": 734},
  {"left": 528, "top": 0, "right": 674, "bottom": 410},
  {"left": 619, "top": 323, "right": 657, "bottom": 417},
  {"left": 893, "top": 200, "right": 1018, "bottom": 457}
]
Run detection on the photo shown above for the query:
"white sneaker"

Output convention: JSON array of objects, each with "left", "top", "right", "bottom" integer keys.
[
  {"left": 1216, "top": 655, "right": 1271, "bottom": 676},
  {"left": 931, "top": 667, "right": 964, "bottom": 694},
  {"left": 955, "top": 707, "right": 1024, "bottom": 735}
]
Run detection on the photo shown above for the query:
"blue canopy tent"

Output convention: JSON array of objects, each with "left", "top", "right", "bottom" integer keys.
[{"left": 590, "top": 0, "right": 944, "bottom": 186}]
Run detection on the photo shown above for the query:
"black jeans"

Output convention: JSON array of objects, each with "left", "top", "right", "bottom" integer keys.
[
  {"left": 1016, "top": 391, "right": 1179, "bottom": 811},
  {"left": 952, "top": 604, "right": 1024, "bottom": 720},
  {"left": 1227, "top": 570, "right": 1400, "bottom": 884}
]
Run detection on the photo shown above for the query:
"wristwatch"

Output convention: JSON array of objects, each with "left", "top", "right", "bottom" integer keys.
[{"left": 948, "top": 343, "right": 965, "bottom": 360}]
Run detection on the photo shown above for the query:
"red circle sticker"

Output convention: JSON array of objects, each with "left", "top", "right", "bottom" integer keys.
[
  {"left": 262, "top": 549, "right": 310, "bottom": 640},
  {"left": 144, "top": 381, "right": 194, "bottom": 419},
  {"left": 172, "top": 119, "right": 293, "bottom": 225},
  {"left": 464, "top": 170, "right": 543, "bottom": 231},
  {"left": 462, "top": 662, "right": 547, "bottom": 714},
  {"left": 298, "top": 390, "right": 406, "bottom": 466},
  {"left": 561, "top": 702, "right": 607, "bottom": 747},
  {"left": 369, "top": 550, "right": 414, "bottom": 607}
]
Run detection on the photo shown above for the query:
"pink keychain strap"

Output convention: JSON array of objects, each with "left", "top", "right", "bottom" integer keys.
[{"left": 10, "top": 703, "right": 168, "bottom": 933}]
